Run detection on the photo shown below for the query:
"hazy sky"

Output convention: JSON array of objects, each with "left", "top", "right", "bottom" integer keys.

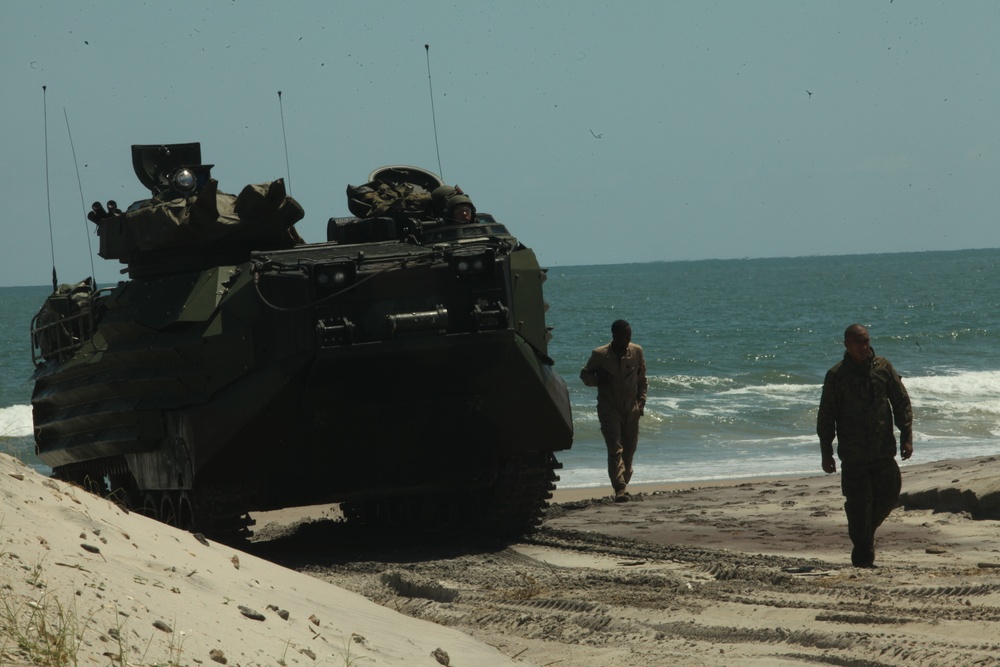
[{"left": 3, "top": 1, "right": 998, "bottom": 287}]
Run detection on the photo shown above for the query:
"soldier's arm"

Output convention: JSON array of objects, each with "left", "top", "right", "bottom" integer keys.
[
  {"left": 817, "top": 371, "right": 838, "bottom": 463},
  {"left": 637, "top": 348, "right": 648, "bottom": 409},
  {"left": 580, "top": 351, "right": 603, "bottom": 387},
  {"left": 886, "top": 361, "right": 913, "bottom": 459},
  {"left": 886, "top": 362, "right": 913, "bottom": 444}
]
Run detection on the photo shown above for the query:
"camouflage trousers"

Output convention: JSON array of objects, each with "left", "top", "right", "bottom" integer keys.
[
  {"left": 599, "top": 409, "right": 641, "bottom": 492},
  {"left": 840, "top": 457, "right": 902, "bottom": 566}
]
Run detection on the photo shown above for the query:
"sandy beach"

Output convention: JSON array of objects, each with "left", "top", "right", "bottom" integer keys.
[{"left": 5, "top": 452, "right": 1000, "bottom": 666}]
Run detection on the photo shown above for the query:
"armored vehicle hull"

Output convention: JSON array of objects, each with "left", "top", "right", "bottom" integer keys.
[{"left": 30, "top": 145, "right": 572, "bottom": 537}]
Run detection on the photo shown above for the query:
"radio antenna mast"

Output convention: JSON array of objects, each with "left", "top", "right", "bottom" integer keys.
[
  {"left": 42, "top": 86, "right": 58, "bottom": 291},
  {"left": 425, "top": 44, "right": 444, "bottom": 181},
  {"left": 278, "top": 91, "right": 292, "bottom": 195}
]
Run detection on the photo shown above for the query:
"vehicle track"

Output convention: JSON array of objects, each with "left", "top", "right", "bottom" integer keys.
[{"left": 246, "top": 510, "right": 1000, "bottom": 667}]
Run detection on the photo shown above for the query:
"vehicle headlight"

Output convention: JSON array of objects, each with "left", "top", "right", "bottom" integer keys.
[
  {"left": 313, "top": 261, "right": 357, "bottom": 292},
  {"left": 172, "top": 168, "right": 197, "bottom": 195},
  {"left": 451, "top": 250, "right": 495, "bottom": 278}
]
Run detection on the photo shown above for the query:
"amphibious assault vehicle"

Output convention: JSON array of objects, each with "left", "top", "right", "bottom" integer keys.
[{"left": 30, "top": 143, "right": 572, "bottom": 537}]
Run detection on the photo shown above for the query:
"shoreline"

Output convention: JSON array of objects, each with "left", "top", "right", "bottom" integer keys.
[{"left": 551, "top": 472, "right": 827, "bottom": 503}]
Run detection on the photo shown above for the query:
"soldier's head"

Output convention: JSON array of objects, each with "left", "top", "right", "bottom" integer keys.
[
  {"left": 843, "top": 324, "right": 872, "bottom": 364},
  {"left": 611, "top": 320, "right": 632, "bottom": 352},
  {"left": 445, "top": 195, "right": 476, "bottom": 224}
]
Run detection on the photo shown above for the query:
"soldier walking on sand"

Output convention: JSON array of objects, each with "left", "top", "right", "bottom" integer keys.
[
  {"left": 817, "top": 323, "right": 913, "bottom": 568},
  {"left": 581, "top": 320, "right": 648, "bottom": 502}
]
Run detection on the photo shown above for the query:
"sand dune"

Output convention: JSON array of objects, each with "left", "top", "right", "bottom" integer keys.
[{"left": 0, "top": 453, "right": 524, "bottom": 666}]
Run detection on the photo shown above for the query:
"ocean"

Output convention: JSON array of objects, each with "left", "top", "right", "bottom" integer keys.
[{"left": 3, "top": 248, "right": 1000, "bottom": 489}]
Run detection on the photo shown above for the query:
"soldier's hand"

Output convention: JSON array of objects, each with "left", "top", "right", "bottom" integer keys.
[
  {"left": 900, "top": 441, "right": 913, "bottom": 460},
  {"left": 821, "top": 455, "right": 837, "bottom": 474}
]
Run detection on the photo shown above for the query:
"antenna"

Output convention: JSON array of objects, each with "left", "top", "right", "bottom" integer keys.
[
  {"left": 64, "top": 107, "right": 97, "bottom": 286},
  {"left": 42, "top": 86, "right": 57, "bottom": 291},
  {"left": 277, "top": 91, "right": 292, "bottom": 195},
  {"left": 425, "top": 44, "right": 444, "bottom": 181}
]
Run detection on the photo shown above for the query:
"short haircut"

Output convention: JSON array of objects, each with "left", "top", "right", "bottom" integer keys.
[
  {"left": 844, "top": 323, "right": 867, "bottom": 340},
  {"left": 611, "top": 319, "right": 630, "bottom": 334}
]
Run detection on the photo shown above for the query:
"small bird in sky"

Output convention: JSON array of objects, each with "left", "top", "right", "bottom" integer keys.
[
  {"left": 589, "top": 129, "right": 603, "bottom": 139},
  {"left": 806, "top": 90, "right": 812, "bottom": 98}
]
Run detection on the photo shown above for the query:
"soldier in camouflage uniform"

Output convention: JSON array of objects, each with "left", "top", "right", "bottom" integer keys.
[{"left": 817, "top": 324, "right": 913, "bottom": 568}]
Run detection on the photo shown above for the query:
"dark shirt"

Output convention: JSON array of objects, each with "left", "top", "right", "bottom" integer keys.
[{"left": 817, "top": 351, "right": 913, "bottom": 463}]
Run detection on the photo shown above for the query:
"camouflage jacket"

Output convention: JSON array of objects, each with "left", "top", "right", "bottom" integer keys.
[{"left": 817, "top": 351, "right": 913, "bottom": 463}]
